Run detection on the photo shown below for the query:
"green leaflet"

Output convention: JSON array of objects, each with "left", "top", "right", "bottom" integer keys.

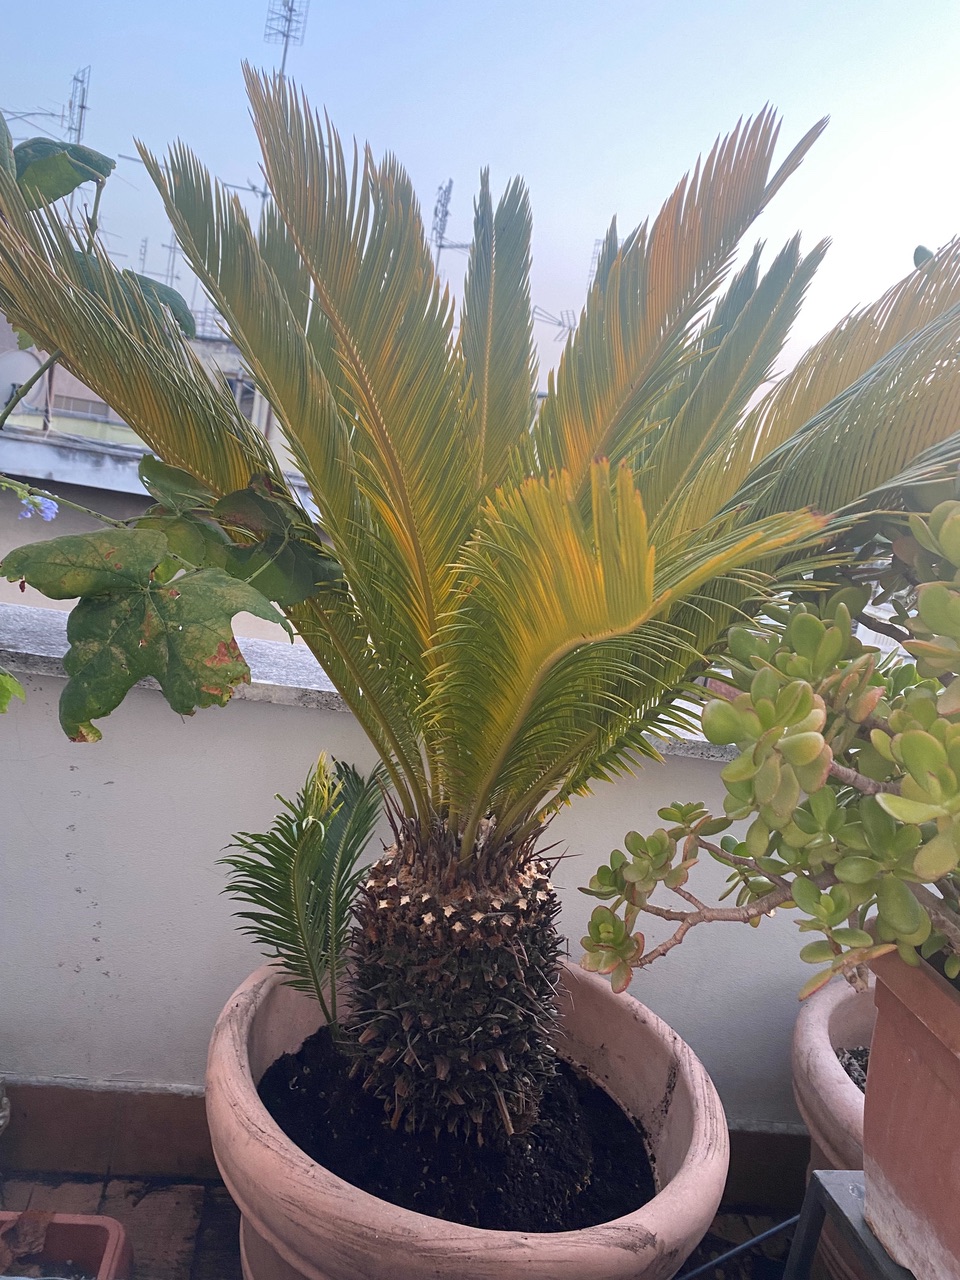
[
  {"left": 14, "top": 137, "right": 115, "bottom": 210},
  {"left": 0, "top": 669, "right": 25, "bottom": 713},
  {"left": 1, "top": 529, "right": 290, "bottom": 740},
  {"left": 222, "top": 757, "right": 384, "bottom": 1026}
]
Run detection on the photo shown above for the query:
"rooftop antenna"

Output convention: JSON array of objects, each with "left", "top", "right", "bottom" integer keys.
[
  {"left": 264, "top": 0, "right": 310, "bottom": 76},
  {"left": 64, "top": 66, "right": 91, "bottom": 144},
  {"left": 224, "top": 178, "right": 270, "bottom": 222},
  {"left": 431, "top": 179, "right": 469, "bottom": 272},
  {"left": 532, "top": 306, "right": 577, "bottom": 342},
  {"left": 162, "top": 238, "right": 179, "bottom": 288}
]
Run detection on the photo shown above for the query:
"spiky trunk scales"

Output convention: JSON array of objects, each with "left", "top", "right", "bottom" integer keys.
[{"left": 346, "top": 829, "right": 562, "bottom": 1143}]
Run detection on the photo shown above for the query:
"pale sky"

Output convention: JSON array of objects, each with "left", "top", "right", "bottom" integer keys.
[{"left": 3, "top": 1, "right": 959, "bottom": 384}]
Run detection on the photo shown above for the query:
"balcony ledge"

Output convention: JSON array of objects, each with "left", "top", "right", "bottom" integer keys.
[{"left": 0, "top": 600, "right": 733, "bottom": 758}]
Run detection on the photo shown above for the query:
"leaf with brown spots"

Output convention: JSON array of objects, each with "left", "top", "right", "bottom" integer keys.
[
  {"left": 58, "top": 566, "right": 291, "bottom": 740},
  {"left": 1, "top": 527, "right": 290, "bottom": 740}
]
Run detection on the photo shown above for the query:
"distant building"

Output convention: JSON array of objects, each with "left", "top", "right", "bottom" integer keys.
[{"left": 0, "top": 310, "right": 303, "bottom": 502}]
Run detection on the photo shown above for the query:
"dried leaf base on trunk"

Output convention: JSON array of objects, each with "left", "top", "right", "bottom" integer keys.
[
  {"left": 205, "top": 963, "right": 728, "bottom": 1280},
  {"left": 347, "top": 851, "right": 562, "bottom": 1141}
]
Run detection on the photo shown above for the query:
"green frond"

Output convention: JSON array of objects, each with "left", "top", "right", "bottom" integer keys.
[
  {"left": 428, "top": 460, "right": 825, "bottom": 853},
  {"left": 243, "top": 67, "right": 476, "bottom": 652},
  {"left": 644, "top": 234, "right": 829, "bottom": 535},
  {"left": 140, "top": 142, "right": 432, "bottom": 812},
  {"left": 532, "top": 109, "right": 827, "bottom": 496},
  {"left": 716, "top": 238, "right": 960, "bottom": 511},
  {"left": 729, "top": 299, "right": 960, "bottom": 523},
  {"left": 460, "top": 171, "right": 538, "bottom": 491},
  {"left": 221, "top": 756, "right": 383, "bottom": 1025},
  {"left": 0, "top": 171, "right": 275, "bottom": 498}
]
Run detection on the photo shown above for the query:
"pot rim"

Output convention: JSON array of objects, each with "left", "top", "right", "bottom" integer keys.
[{"left": 206, "top": 960, "right": 729, "bottom": 1248}]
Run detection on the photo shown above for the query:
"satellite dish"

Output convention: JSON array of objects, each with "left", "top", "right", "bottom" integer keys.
[{"left": 0, "top": 349, "right": 45, "bottom": 410}]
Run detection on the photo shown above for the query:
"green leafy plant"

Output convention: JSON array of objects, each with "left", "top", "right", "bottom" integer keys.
[
  {"left": 221, "top": 756, "right": 384, "bottom": 1027},
  {"left": 0, "top": 107, "right": 192, "bottom": 433},
  {"left": 583, "top": 504, "right": 960, "bottom": 997},
  {"left": 4, "top": 73, "right": 960, "bottom": 1141}
]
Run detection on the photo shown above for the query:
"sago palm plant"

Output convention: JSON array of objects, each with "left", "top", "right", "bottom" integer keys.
[{"left": 3, "top": 69, "right": 960, "bottom": 1142}]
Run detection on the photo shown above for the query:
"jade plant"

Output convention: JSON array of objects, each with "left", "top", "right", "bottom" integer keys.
[
  {"left": 583, "top": 504, "right": 960, "bottom": 997},
  {"left": 5, "top": 71, "right": 960, "bottom": 1147}
]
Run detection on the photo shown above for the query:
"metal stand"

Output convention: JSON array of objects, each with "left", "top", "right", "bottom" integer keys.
[{"left": 783, "top": 1170, "right": 914, "bottom": 1280}]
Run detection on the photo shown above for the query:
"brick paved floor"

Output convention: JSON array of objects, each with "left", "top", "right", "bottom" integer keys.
[
  {"left": 1, "top": 1171, "right": 796, "bottom": 1279},
  {"left": 0, "top": 1174, "right": 240, "bottom": 1279}
]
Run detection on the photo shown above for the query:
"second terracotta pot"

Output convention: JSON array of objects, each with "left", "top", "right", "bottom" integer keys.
[
  {"left": 791, "top": 977, "right": 875, "bottom": 1280},
  {"left": 206, "top": 961, "right": 729, "bottom": 1280}
]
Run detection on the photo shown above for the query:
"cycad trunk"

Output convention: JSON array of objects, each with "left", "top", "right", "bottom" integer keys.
[{"left": 347, "top": 823, "right": 562, "bottom": 1143}]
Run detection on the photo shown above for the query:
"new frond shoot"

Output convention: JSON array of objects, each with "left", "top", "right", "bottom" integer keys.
[
  {"left": 221, "top": 755, "right": 384, "bottom": 1028},
  {"left": 583, "top": 505, "right": 960, "bottom": 997}
]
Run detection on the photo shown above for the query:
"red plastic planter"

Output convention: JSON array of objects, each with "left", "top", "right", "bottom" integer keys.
[
  {"left": 864, "top": 951, "right": 960, "bottom": 1279},
  {"left": 0, "top": 1212, "right": 132, "bottom": 1280}
]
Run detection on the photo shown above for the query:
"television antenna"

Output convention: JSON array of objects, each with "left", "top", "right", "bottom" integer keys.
[
  {"left": 2, "top": 65, "right": 91, "bottom": 147},
  {"left": 264, "top": 0, "right": 310, "bottom": 76},
  {"left": 223, "top": 179, "right": 270, "bottom": 220},
  {"left": 64, "top": 66, "right": 91, "bottom": 144},
  {"left": 431, "top": 179, "right": 469, "bottom": 271},
  {"left": 532, "top": 307, "right": 577, "bottom": 342}
]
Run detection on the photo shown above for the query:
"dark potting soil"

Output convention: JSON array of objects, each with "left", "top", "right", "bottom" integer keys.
[
  {"left": 258, "top": 1025, "right": 656, "bottom": 1232},
  {"left": 836, "top": 1045, "right": 869, "bottom": 1093}
]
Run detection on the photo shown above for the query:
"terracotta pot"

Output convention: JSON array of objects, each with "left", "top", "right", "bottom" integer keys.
[
  {"left": 863, "top": 950, "right": 960, "bottom": 1279},
  {"left": 791, "top": 978, "right": 875, "bottom": 1280},
  {"left": 0, "top": 1212, "right": 132, "bottom": 1279},
  {"left": 206, "top": 962, "right": 729, "bottom": 1280}
]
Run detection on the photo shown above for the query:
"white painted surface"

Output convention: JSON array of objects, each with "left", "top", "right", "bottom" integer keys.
[{"left": 0, "top": 603, "right": 813, "bottom": 1130}]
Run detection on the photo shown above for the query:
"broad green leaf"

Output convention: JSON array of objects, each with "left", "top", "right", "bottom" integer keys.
[
  {"left": 139, "top": 457, "right": 217, "bottom": 513},
  {"left": 2, "top": 529, "right": 170, "bottom": 599},
  {"left": 59, "top": 566, "right": 289, "bottom": 740},
  {"left": 913, "top": 833, "right": 960, "bottom": 881},
  {"left": 223, "top": 533, "right": 341, "bottom": 606},
  {"left": 834, "top": 855, "right": 881, "bottom": 885},
  {"left": 830, "top": 927, "right": 875, "bottom": 948},
  {"left": 0, "top": 669, "right": 25, "bottom": 712},
  {"left": 799, "top": 939, "right": 837, "bottom": 964},
  {"left": 791, "top": 874, "right": 822, "bottom": 915},
  {"left": 125, "top": 273, "right": 196, "bottom": 339},
  {"left": 14, "top": 137, "right": 115, "bottom": 209}
]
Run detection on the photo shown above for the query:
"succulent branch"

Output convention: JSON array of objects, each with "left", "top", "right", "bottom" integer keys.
[{"left": 584, "top": 504, "right": 960, "bottom": 996}]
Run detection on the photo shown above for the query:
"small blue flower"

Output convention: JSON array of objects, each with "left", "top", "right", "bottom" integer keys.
[{"left": 18, "top": 495, "right": 59, "bottom": 522}]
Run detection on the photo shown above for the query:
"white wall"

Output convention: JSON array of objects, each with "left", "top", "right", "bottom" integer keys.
[{"left": 0, "top": 608, "right": 814, "bottom": 1132}]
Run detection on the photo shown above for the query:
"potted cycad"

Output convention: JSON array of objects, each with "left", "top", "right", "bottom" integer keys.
[
  {"left": 4, "top": 70, "right": 960, "bottom": 1279},
  {"left": 584, "top": 506, "right": 960, "bottom": 1278}
]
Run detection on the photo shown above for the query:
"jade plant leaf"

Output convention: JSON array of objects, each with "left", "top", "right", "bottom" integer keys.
[{"left": 1, "top": 529, "right": 291, "bottom": 740}]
